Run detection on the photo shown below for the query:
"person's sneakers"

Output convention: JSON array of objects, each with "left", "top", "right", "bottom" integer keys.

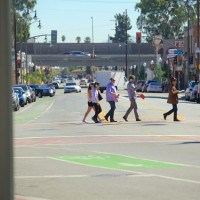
[
  {"left": 110, "top": 120, "right": 117, "bottom": 122},
  {"left": 92, "top": 117, "right": 97, "bottom": 123},
  {"left": 99, "top": 119, "right": 104, "bottom": 122},
  {"left": 95, "top": 120, "right": 100, "bottom": 123},
  {"left": 123, "top": 116, "right": 128, "bottom": 122},
  {"left": 104, "top": 116, "right": 108, "bottom": 121},
  {"left": 174, "top": 119, "right": 180, "bottom": 122},
  {"left": 82, "top": 120, "right": 88, "bottom": 123},
  {"left": 163, "top": 113, "right": 167, "bottom": 120},
  {"left": 136, "top": 119, "right": 141, "bottom": 121}
]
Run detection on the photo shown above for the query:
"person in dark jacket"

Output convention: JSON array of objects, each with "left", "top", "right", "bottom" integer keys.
[{"left": 163, "top": 77, "right": 180, "bottom": 121}]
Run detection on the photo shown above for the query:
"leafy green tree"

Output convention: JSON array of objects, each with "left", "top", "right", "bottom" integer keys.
[
  {"left": 12, "top": 0, "right": 37, "bottom": 42},
  {"left": 110, "top": 12, "right": 132, "bottom": 43},
  {"left": 137, "top": 65, "right": 146, "bottom": 80},
  {"left": 86, "top": 66, "right": 92, "bottom": 75},
  {"left": 76, "top": 36, "right": 81, "bottom": 43},
  {"left": 84, "top": 37, "right": 91, "bottom": 43},
  {"left": 135, "top": 0, "right": 197, "bottom": 42},
  {"left": 61, "top": 35, "right": 66, "bottom": 42}
]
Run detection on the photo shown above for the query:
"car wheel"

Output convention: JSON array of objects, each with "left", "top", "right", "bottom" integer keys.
[
  {"left": 28, "top": 98, "right": 32, "bottom": 103},
  {"left": 50, "top": 94, "right": 53, "bottom": 97},
  {"left": 38, "top": 92, "right": 42, "bottom": 98}
]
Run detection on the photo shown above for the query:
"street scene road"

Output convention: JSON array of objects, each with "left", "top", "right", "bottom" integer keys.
[
  {"left": 14, "top": 87, "right": 200, "bottom": 200},
  {"left": 2, "top": 1, "right": 200, "bottom": 200}
]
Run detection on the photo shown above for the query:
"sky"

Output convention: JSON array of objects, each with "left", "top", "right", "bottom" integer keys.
[{"left": 30, "top": 0, "right": 141, "bottom": 43}]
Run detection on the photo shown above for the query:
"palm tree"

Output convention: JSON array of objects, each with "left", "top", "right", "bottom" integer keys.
[
  {"left": 76, "top": 36, "right": 81, "bottom": 43},
  {"left": 61, "top": 35, "right": 66, "bottom": 42},
  {"left": 84, "top": 37, "right": 91, "bottom": 43}
]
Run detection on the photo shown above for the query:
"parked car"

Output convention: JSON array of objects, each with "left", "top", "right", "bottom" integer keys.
[
  {"left": 64, "top": 82, "right": 81, "bottom": 93},
  {"left": 27, "top": 85, "right": 36, "bottom": 102},
  {"left": 137, "top": 80, "right": 145, "bottom": 92},
  {"left": 142, "top": 80, "right": 158, "bottom": 92},
  {"left": 185, "top": 81, "right": 198, "bottom": 101},
  {"left": 190, "top": 84, "right": 198, "bottom": 101},
  {"left": 67, "top": 75, "right": 74, "bottom": 82},
  {"left": 147, "top": 82, "right": 162, "bottom": 93},
  {"left": 80, "top": 79, "right": 87, "bottom": 86},
  {"left": 46, "top": 83, "right": 56, "bottom": 96},
  {"left": 197, "top": 81, "right": 200, "bottom": 103},
  {"left": 13, "top": 84, "right": 32, "bottom": 103},
  {"left": 12, "top": 89, "right": 20, "bottom": 111},
  {"left": 13, "top": 87, "right": 27, "bottom": 107},
  {"left": 29, "top": 84, "right": 54, "bottom": 98},
  {"left": 52, "top": 82, "right": 60, "bottom": 89}
]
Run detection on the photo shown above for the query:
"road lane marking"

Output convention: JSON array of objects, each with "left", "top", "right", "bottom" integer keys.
[{"left": 120, "top": 96, "right": 186, "bottom": 120}]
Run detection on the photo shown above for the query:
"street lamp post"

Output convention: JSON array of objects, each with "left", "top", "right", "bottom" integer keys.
[{"left": 91, "top": 17, "right": 95, "bottom": 58}]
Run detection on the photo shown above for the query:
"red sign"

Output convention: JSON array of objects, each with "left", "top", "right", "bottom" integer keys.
[{"left": 175, "top": 41, "right": 184, "bottom": 47}]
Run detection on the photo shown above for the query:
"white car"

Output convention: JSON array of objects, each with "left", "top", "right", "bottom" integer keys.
[
  {"left": 64, "top": 82, "right": 81, "bottom": 93},
  {"left": 147, "top": 82, "right": 162, "bottom": 93}
]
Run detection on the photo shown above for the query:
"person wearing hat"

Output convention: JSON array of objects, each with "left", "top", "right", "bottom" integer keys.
[
  {"left": 163, "top": 77, "right": 180, "bottom": 121},
  {"left": 104, "top": 77, "right": 119, "bottom": 122},
  {"left": 123, "top": 75, "right": 142, "bottom": 122}
]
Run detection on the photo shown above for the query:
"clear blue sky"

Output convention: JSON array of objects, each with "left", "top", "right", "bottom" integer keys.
[{"left": 30, "top": 0, "right": 141, "bottom": 43}]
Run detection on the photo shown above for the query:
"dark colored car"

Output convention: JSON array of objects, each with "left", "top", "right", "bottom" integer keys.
[
  {"left": 52, "top": 82, "right": 59, "bottom": 89},
  {"left": 13, "top": 84, "right": 32, "bottom": 103},
  {"left": 29, "top": 84, "right": 54, "bottom": 98},
  {"left": 142, "top": 80, "right": 158, "bottom": 92}
]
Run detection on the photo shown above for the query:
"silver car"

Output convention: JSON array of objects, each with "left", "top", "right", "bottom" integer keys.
[{"left": 64, "top": 82, "right": 81, "bottom": 93}]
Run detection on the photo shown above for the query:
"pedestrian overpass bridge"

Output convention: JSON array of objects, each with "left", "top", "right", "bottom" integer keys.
[{"left": 32, "top": 54, "right": 155, "bottom": 67}]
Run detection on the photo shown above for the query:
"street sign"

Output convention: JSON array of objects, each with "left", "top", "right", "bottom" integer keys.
[
  {"left": 51, "top": 30, "right": 57, "bottom": 44},
  {"left": 174, "top": 50, "right": 183, "bottom": 55}
]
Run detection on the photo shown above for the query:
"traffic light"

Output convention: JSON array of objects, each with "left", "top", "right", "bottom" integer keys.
[
  {"left": 189, "top": 56, "right": 193, "bottom": 64},
  {"left": 174, "top": 55, "right": 177, "bottom": 65},
  {"left": 17, "top": 60, "right": 21, "bottom": 68},
  {"left": 178, "top": 71, "right": 182, "bottom": 75},
  {"left": 136, "top": 32, "right": 141, "bottom": 44},
  {"left": 80, "top": 67, "right": 83, "bottom": 72},
  {"left": 178, "top": 56, "right": 182, "bottom": 65}
]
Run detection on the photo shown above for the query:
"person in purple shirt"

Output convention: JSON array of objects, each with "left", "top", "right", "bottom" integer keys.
[{"left": 104, "top": 78, "right": 119, "bottom": 122}]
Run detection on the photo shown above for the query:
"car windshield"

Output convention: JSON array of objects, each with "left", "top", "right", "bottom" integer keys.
[
  {"left": 14, "top": 89, "right": 20, "bottom": 94},
  {"left": 150, "top": 83, "right": 160, "bottom": 86},
  {"left": 66, "top": 82, "right": 76, "bottom": 86},
  {"left": 14, "top": 85, "right": 28, "bottom": 91},
  {"left": 39, "top": 85, "right": 48, "bottom": 89},
  {"left": 30, "top": 85, "right": 40, "bottom": 89}
]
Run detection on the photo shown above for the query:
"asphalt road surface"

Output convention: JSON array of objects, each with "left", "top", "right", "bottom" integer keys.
[{"left": 14, "top": 88, "right": 200, "bottom": 200}]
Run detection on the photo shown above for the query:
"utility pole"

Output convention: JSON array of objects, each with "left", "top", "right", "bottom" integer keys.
[
  {"left": 187, "top": 1, "right": 190, "bottom": 85},
  {"left": 125, "top": 9, "right": 128, "bottom": 78},
  {"left": 0, "top": 0, "right": 13, "bottom": 200}
]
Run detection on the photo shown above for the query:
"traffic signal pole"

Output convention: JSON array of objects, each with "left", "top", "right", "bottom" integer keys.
[{"left": 0, "top": 0, "right": 14, "bottom": 200}]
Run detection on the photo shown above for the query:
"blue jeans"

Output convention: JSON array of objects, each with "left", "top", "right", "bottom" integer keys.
[{"left": 105, "top": 101, "right": 116, "bottom": 121}]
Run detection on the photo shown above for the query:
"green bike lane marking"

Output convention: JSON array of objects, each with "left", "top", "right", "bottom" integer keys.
[
  {"left": 14, "top": 98, "right": 54, "bottom": 125},
  {"left": 53, "top": 154, "right": 185, "bottom": 169}
]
